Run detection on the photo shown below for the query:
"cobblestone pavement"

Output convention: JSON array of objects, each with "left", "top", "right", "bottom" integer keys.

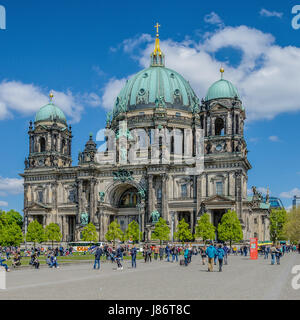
[{"left": 0, "top": 253, "right": 299, "bottom": 300}]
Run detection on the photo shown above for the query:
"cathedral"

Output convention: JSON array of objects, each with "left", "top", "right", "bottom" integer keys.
[{"left": 21, "top": 26, "right": 271, "bottom": 243}]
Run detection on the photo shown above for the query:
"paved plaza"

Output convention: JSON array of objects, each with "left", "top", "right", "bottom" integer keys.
[{"left": 0, "top": 253, "right": 299, "bottom": 300}]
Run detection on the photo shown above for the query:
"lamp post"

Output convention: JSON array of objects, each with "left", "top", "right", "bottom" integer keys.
[
  {"left": 137, "top": 202, "right": 144, "bottom": 244},
  {"left": 171, "top": 212, "right": 175, "bottom": 243}
]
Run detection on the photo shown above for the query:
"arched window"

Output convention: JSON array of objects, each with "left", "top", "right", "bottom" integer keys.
[
  {"left": 181, "top": 184, "right": 187, "bottom": 197},
  {"left": 170, "top": 135, "right": 174, "bottom": 154},
  {"left": 61, "top": 139, "right": 66, "bottom": 154},
  {"left": 119, "top": 188, "right": 139, "bottom": 208},
  {"left": 215, "top": 118, "right": 224, "bottom": 136},
  {"left": 235, "top": 115, "right": 239, "bottom": 134},
  {"left": 40, "top": 137, "right": 46, "bottom": 152}
]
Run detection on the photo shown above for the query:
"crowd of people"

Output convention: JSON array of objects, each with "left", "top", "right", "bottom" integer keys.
[{"left": 0, "top": 242, "right": 299, "bottom": 273}]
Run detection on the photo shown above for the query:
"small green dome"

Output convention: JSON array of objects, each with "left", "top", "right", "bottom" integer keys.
[
  {"left": 205, "top": 79, "right": 239, "bottom": 101},
  {"left": 35, "top": 103, "right": 67, "bottom": 125},
  {"left": 112, "top": 66, "right": 200, "bottom": 118}
]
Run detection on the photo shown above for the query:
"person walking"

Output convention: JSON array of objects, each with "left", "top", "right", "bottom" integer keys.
[
  {"left": 93, "top": 246, "right": 103, "bottom": 270},
  {"left": 270, "top": 244, "right": 276, "bottom": 265},
  {"left": 147, "top": 246, "right": 152, "bottom": 262},
  {"left": 275, "top": 245, "right": 282, "bottom": 265},
  {"left": 184, "top": 246, "right": 189, "bottom": 266},
  {"left": 159, "top": 246, "right": 164, "bottom": 261},
  {"left": 216, "top": 245, "right": 225, "bottom": 272},
  {"left": 264, "top": 246, "right": 270, "bottom": 259},
  {"left": 154, "top": 246, "right": 159, "bottom": 260},
  {"left": 130, "top": 245, "right": 137, "bottom": 268},
  {"left": 200, "top": 246, "right": 207, "bottom": 265},
  {"left": 223, "top": 244, "right": 229, "bottom": 265},
  {"left": 206, "top": 242, "right": 217, "bottom": 272},
  {"left": 243, "top": 245, "right": 248, "bottom": 257},
  {"left": 165, "top": 245, "right": 171, "bottom": 262},
  {"left": 173, "top": 246, "right": 179, "bottom": 262},
  {"left": 115, "top": 247, "right": 123, "bottom": 270}
]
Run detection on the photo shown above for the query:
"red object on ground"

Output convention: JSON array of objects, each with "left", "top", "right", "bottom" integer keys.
[{"left": 250, "top": 238, "right": 258, "bottom": 260}]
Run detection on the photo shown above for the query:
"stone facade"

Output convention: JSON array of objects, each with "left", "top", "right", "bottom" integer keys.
[
  {"left": 20, "top": 35, "right": 270, "bottom": 242},
  {"left": 21, "top": 101, "right": 270, "bottom": 242}
]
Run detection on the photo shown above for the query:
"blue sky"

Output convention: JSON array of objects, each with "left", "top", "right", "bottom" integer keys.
[{"left": 0, "top": 0, "right": 299, "bottom": 213}]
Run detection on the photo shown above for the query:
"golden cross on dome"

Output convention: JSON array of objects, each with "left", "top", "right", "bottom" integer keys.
[
  {"left": 49, "top": 92, "right": 54, "bottom": 102},
  {"left": 154, "top": 22, "right": 160, "bottom": 36}
]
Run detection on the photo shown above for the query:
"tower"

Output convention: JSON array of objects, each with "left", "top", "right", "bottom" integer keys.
[
  {"left": 199, "top": 68, "right": 251, "bottom": 234},
  {"left": 25, "top": 93, "right": 73, "bottom": 169}
]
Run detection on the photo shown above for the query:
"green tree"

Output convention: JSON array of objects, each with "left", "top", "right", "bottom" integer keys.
[
  {"left": 81, "top": 223, "right": 98, "bottom": 243},
  {"left": 0, "top": 210, "right": 24, "bottom": 246},
  {"left": 105, "top": 220, "right": 124, "bottom": 245},
  {"left": 151, "top": 218, "right": 170, "bottom": 245},
  {"left": 0, "top": 222, "right": 23, "bottom": 246},
  {"left": 174, "top": 218, "right": 193, "bottom": 244},
  {"left": 26, "top": 220, "right": 45, "bottom": 248},
  {"left": 195, "top": 213, "right": 215, "bottom": 242},
  {"left": 217, "top": 210, "right": 243, "bottom": 247},
  {"left": 270, "top": 209, "right": 288, "bottom": 243},
  {"left": 0, "top": 210, "right": 22, "bottom": 226},
  {"left": 125, "top": 220, "right": 142, "bottom": 243},
  {"left": 283, "top": 207, "right": 300, "bottom": 243},
  {"left": 45, "top": 223, "right": 62, "bottom": 248}
]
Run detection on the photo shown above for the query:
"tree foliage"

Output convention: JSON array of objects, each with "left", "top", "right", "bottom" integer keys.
[
  {"left": 195, "top": 213, "right": 215, "bottom": 242},
  {"left": 105, "top": 220, "right": 124, "bottom": 245},
  {"left": 81, "top": 222, "right": 98, "bottom": 242},
  {"left": 0, "top": 210, "right": 24, "bottom": 246},
  {"left": 269, "top": 209, "right": 288, "bottom": 242},
  {"left": 125, "top": 220, "right": 141, "bottom": 242},
  {"left": 26, "top": 220, "right": 45, "bottom": 247},
  {"left": 151, "top": 218, "right": 170, "bottom": 245},
  {"left": 283, "top": 207, "right": 300, "bottom": 243},
  {"left": 174, "top": 218, "right": 193, "bottom": 244},
  {"left": 45, "top": 223, "right": 62, "bottom": 247},
  {"left": 217, "top": 210, "right": 243, "bottom": 247}
]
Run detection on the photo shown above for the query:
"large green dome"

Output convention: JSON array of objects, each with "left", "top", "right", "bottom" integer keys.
[
  {"left": 112, "top": 56, "right": 200, "bottom": 118},
  {"left": 205, "top": 78, "right": 239, "bottom": 102},
  {"left": 35, "top": 103, "right": 67, "bottom": 125}
]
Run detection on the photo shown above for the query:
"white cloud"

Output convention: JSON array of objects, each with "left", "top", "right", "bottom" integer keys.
[
  {"left": 101, "top": 25, "right": 300, "bottom": 121},
  {"left": 0, "top": 176, "right": 23, "bottom": 196},
  {"left": 280, "top": 188, "right": 300, "bottom": 199},
  {"left": 100, "top": 77, "right": 129, "bottom": 110},
  {"left": 0, "top": 201, "right": 8, "bottom": 207},
  {"left": 260, "top": 8, "right": 283, "bottom": 18},
  {"left": 204, "top": 12, "right": 224, "bottom": 27},
  {"left": 269, "top": 135, "right": 280, "bottom": 142},
  {"left": 0, "top": 81, "right": 101, "bottom": 123}
]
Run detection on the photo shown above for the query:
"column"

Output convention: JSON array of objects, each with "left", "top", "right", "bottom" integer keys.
[
  {"left": 161, "top": 174, "right": 168, "bottom": 221},
  {"left": 190, "top": 211, "right": 194, "bottom": 233},
  {"left": 77, "top": 180, "right": 83, "bottom": 224},
  {"left": 90, "top": 179, "right": 96, "bottom": 224},
  {"left": 148, "top": 175, "right": 153, "bottom": 219}
]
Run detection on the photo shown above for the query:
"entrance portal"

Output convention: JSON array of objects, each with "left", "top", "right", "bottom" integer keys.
[{"left": 212, "top": 209, "right": 226, "bottom": 241}]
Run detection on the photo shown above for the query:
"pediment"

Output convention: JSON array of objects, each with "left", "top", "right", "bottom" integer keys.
[
  {"left": 204, "top": 194, "right": 232, "bottom": 202},
  {"left": 27, "top": 202, "right": 51, "bottom": 210},
  {"left": 210, "top": 102, "right": 228, "bottom": 112}
]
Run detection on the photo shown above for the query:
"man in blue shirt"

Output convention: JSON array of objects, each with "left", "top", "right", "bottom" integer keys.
[
  {"left": 93, "top": 246, "right": 103, "bottom": 270},
  {"left": 131, "top": 245, "right": 137, "bottom": 268},
  {"left": 205, "top": 242, "right": 217, "bottom": 272},
  {"left": 216, "top": 245, "right": 225, "bottom": 272}
]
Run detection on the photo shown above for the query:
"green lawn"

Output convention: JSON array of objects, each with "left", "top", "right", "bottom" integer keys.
[{"left": 5, "top": 252, "right": 144, "bottom": 267}]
